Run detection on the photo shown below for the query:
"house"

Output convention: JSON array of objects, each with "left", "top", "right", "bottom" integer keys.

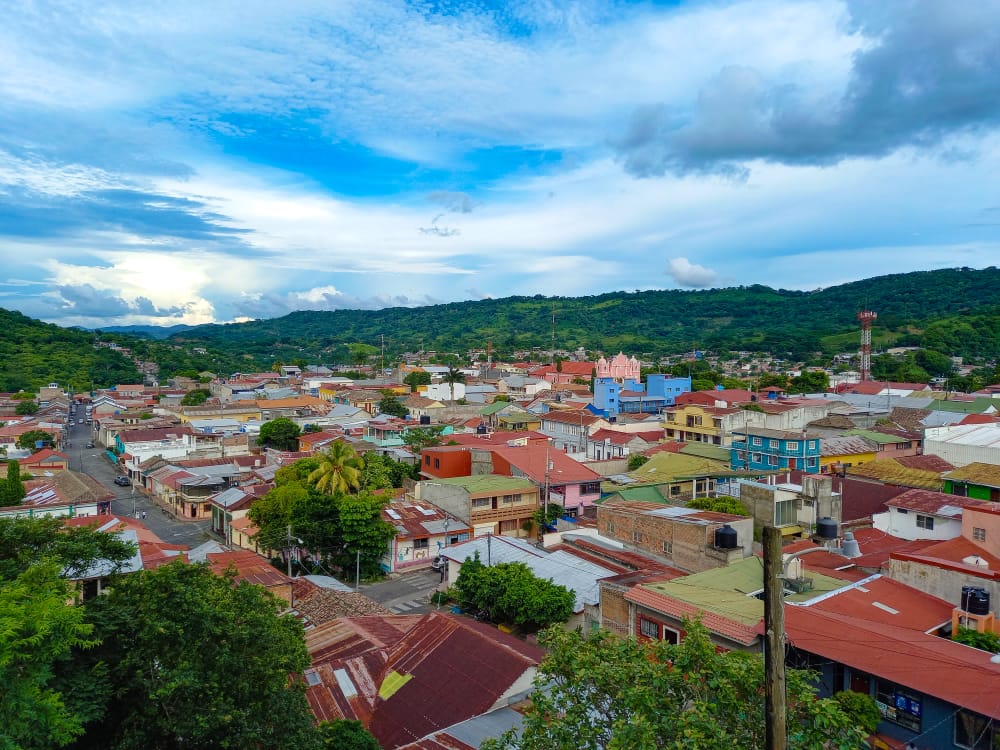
[
  {"left": 208, "top": 485, "right": 268, "bottom": 546},
  {"left": 413, "top": 474, "right": 539, "bottom": 538},
  {"left": 538, "top": 409, "right": 608, "bottom": 453},
  {"left": 496, "top": 375, "right": 551, "bottom": 399},
  {"left": 943, "top": 462, "right": 1000, "bottom": 501},
  {"left": 0, "top": 471, "right": 113, "bottom": 519},
  {"left": 479, "top": 401, "right": 540, "bottom": 431},
  {"left": 206, "top": 550, "right": 293, "bottom": 604},
  {"left": 819, "top": 435, "right": 878, "bottom": 473},
  {"left": 402, "top": 395, "right": 445, "bottom": 419},
  {"left": 490, "top": 444, "right": 602, "bottom": 517},
  {"left": 596, "top": 499, "right": 753, "bottom": 572},
  {"left": 872, "top": 488, "right": 992, "bottom": 541},
  {"left": 115, "top": 425, "right": 198, "bottom": 476},
  {"left": 529, "top": 359, "right": 597, "bottom": 385},
  {"left": 586, "top": 428, "right": 662, "bottom": 460},
  {"left": 592, "top": 372, "right": 691, "bottom": 418},
  {"left": 303, "top": 611, "right": 543, "bottom": 750},
  {"left": 364, "top": 416, "right": 454, "bottom": 448},
  {"left": 736, "top": 475, "right": 839, "bottom": 537},
  {"left": 847, "top": 457, "right": 949, "bottom": 491},
  {"left": 616, "top": 449, "right": 741, "bottom": 503},
  {"left": 381, "top": 500, "right": 472, "bottom": 573},
  {"left": 842, "top": 429, "right": 919, "bottom": 458},
  {"left": 923, "top": 423, "right": 1000, "bottom": 467},
  {"left": 17, "top": 448, "right": 70, "bottom": 473},
  {"left": 730, "top": 427, "right": 821, "bottom": 473}
]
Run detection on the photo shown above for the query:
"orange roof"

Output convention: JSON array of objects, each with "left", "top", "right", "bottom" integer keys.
[{"left": 625, "top": 585, "right": 760, "bottom": 646}]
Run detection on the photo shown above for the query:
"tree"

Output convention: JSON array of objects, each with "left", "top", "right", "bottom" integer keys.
[
  {"left": 402, "top": 426, "right": 446, "bottom": 452},
  {"left": 378, "top": 393, "right": 408, "bottom": 418},
  {"left": 686, "top": 495, "right": 750, "bottom": 516},
  {"left": 442, "top": 366, "right": 466, "bottom": 401},
  {"left": 180, "top": 388, "right": 211, "bottom": 406},
  {"left": 0, "top": 563, "right": 98, "bottom": 749},
  {"left": 318, "top": 720, "right": 379, "bottom": 750},
  {"left": 833, "top": 691, "right": 882, "bottom": 736},
  {"left": 308, "top": 441, "right": 364, "bottom": 495},
  {"left": 0, "top": 460, "right": 26, "bottom": 507},
  {"left": 73, "top": 561, "right": 320, "bottom": 750},
  {"left": 454, "top": 554, "right": 575, "bottom": 633},
  {"left": 332, "top": 491, "right": 397, "bottom": 581},
  {"left": 17, "top": 429, "right": 54, "bottom": 450},
  {"left": 788, "top": 370, "right": 829, "bottom": 393},
  {"left": 482, "top": 620, "right": 868, "bottom": 750},
  {"left": 627, "top": 454, "right": 649, "bottom": 471},
  {"left": 402, "top": 370, "right": 431, "bottom": 393},
  {"left": 258, "top": 417, "right": 302, "bottom": 451},
  {"left": 15, "top": 399, "right": 38, "bottom": 415},
  {"left": 533, "top": 502, "right": 564, "bottom": 530}
]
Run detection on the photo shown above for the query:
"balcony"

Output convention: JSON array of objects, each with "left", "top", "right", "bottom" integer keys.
[{"left": 470, "top": 500, "right": 538, "bottom": 525}]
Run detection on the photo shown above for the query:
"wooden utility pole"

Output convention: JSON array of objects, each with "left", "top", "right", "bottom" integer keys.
[{"left": 763, "top": 525, "right": 787, "bottom": 750}]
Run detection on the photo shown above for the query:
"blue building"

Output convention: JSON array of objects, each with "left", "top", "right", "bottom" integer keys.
[
  {"left": 730, "top": 427, "right": 820, "bottom": 473},
  {"left": 593, "top": 375, "right": 691, "bottom": 419}
]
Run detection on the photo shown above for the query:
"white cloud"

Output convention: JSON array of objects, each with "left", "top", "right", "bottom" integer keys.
[{"left": 666, "top": 257, "right": 719, "bottom": 287}]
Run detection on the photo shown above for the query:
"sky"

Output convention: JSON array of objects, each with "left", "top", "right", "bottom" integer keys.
[{"left": 1, "top": 0, "right": 999, "bottom": 329}]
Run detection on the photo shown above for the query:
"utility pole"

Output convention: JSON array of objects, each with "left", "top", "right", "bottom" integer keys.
[
  {"left": 355, "top": 548, "right": 361, "bottom": 592},
  {"left": 763, "top": 525, "right": 787, "bottom": 750},
  {"left": 380, "top": 334, "right": 385, "bottom": 377}
]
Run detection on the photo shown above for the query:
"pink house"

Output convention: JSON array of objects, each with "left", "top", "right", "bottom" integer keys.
[{"left": 595, "top": 352, "right": 641, "bottom": 383}]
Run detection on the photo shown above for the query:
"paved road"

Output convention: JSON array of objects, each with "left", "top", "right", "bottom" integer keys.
[
  {"left": 361, "top": 568, "right": 444, "bottom": 614},
  {"left": 66, "top": 410, "right": 212, "bottom": 548}
]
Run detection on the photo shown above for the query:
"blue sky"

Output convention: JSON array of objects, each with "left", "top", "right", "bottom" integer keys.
[{"left": 1, "top": 0, "right": 998, "bottom": 328}]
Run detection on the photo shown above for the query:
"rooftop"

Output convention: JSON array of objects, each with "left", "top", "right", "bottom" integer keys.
[
  {"left": 425, "top": 474, "right": 537, "bottom": 495},
  {"left": 943, "top": 461, "right": 1000, "bottom": 489}
]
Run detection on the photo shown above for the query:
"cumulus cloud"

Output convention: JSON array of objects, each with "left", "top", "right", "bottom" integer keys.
[
  {"left": 615, "top": 1, "right": 1000, "bottom": 177},
  {"left": 666, "top": 257, "right": 718, "bottom": 287},
  {"left": 55, "top": 284, "right": 187, "bottom": 318},
  {"left": 231, "top": 286, "right": 445, "bottom": 319}
]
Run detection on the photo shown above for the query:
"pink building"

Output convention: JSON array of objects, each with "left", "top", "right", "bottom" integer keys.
[{"left": 596, "top": 353, "right": 641, "bottom": 383}]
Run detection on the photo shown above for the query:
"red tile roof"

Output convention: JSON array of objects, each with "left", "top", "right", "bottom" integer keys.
[
  {"left": 885, "top": 488, "right": 991, "bottom": 516},
  {"left": 804, "top": 575, "right": 954, "bottom": 631},
  {"left": 207, "top": 550, "right": 292, "bottom": 589},
  {"left": 490, "top": 444, "right": 601, "bottom": 484},
  {"left": 847, "top": 527, "right": 937, "bottom": 570},
  {"left": 894, "top": 454, "right": 956, "bottom": 472}
]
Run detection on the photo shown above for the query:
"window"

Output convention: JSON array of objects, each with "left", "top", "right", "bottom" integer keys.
[
  {"left": 752, "top": 437, "right": 762, "bottom": 446},
  {"left": 752, "top": 453, "right": 762, "bottom": 463},
  {"left": 974, "top": 527, "right": 987, "bottom": 542},
  {"left": 875, "top": 679, "right": 921, "bottom": 732},
  {"left": 670, "top": 485, "right": 680, "bottom": 496},
  {"left": 786, "top": 441, "right": 798, "bottom": 451},
  {"left": 607, "top": 521, "right": 615, "bottom": 534},
  {"left": 916, "top": 514, "right": 934, "bottom": 530},
  {"left": 502, "top": 494, "right": 516, "bottom": 504},
  {"left": 774, "top": 499, "right": 795, "bottom": 526},
  {"left": 768, "top": 455, "right": 778, "bottom": 466},
  {"left": 472, "top": 497, "right": 491, "bottom": 509},
  {"left": 639, "top": 618, "right": 660, "bottom": 639},
  {"left": 582, "top": 482, "right": 601, "bottom": 495},
  {"left": 434, "top": 458, "right": 440, "bottom": 469},
  {"left": 424, "top": 455, "right": 431, "bottom": 465},
  {"left": 413, "top": 537, "right": 429, "bottom": 550},
  {"left": 956, "top": 709, "right": 996, "bottom": 749},
  {"left": 662, "top": 540, "right": 672, "bottom": 555},
  {"left": 632, "top": 531, "right": 643, "bottom": 543},
  {"left": 499, "top": 519, "right": 518, "bottom": 533}
]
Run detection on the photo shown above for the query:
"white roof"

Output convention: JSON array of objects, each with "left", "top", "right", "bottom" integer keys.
[{"left": 925, "top": 424, "right": 1000, "bottom": 448}]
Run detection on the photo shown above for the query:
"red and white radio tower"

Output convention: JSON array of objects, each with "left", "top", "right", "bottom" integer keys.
[{"left": 857, "top": 309, "right": 877, "bottom": 382}]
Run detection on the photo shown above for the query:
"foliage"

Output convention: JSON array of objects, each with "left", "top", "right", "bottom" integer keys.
[
  {"left": 378, "top": 393, "right": 408, "bottom": 418},
  {"left": 788, "top": 370, "right": 829, "bottom": 393},
  {"left": 442, "top": 367, "right": 466, "bottom": 401},
  {"left": 0, "top": 515, "right": 136, "bottom": 582},
  {"left": 834, "top": 691, "right": 882, "bottom": 736},
  {"left": 482, "top": 619, "right": 868, "bottom": 750},
  {"left": 73, "top": 561, "right": 320, "bottom": 750},
  {"left": 454, "top": 553, "right": 575, "bottom": 633},
  {"left": 0, "top": 460, "right": 26, "bottom": 507},
  {"left": 0, "top": 562, "right": 98, "bottom": 750},
  {"left": 16, "top": 429, "right": 55, "bottom": 449},
  {"left": 258, "top": 417, "right": 303, "bottom": 451},
  {"left": 953, "top": 627, "right": 1000, "bottom": 653},
  {"left": 685, "top": 495, "right": 750, "bottom": 516},
  {"left": 359, "top": 452, "right": 418, "bottom": 490},
  {"left": 627, "top": 454, "right": 649, "bottom": 470},
  {"left": 533, "top": 502, "right": 565, "bottom": 529},
  {"left": 402, "top": 426, "right": 446, "bottom": 452},
  {"left": 180, "top": 388, "right": 211, "bottom": 406},
  {"left": 318, "top": 720, "right": 380, "bottom": 750},
  {"left": 402, "top": 370, "right": 431, "bottom": 392},
  {"left": 15, "top": 399, "right": 38, "bottom": 415},
  {"left": 308, "top": 441, "right": 364, "bottom": 495}
]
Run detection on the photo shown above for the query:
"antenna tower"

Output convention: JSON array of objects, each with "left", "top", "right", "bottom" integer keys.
[{"left": 857, "top": 309, "right": 877, "bottom": 382}]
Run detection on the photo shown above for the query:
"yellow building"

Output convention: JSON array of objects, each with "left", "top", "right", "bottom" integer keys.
[
  {"left": 819, "top": 435, "right": 878, "bottom": 474},
  {"left": 661, "top": 404, "right": 736, "bottom": 446}
]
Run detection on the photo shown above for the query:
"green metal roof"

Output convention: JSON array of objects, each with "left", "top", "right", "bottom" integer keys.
[
  {"left": 843, "top": 429, "right": 911, "bottom": 444},
  {"left": 626, "top": 451, "right": 735, "bottom": 485},
  {"left": 480, "top": 401, "right": 523, "bottom": 416},
  {"left": 428, "top": 474, "right": 537, "bottom": 494},
  {"left": 679, "top": 442, "right": 732, "bottom": 462},
  {"left": 643, "top": 557, "right": 851, "bottom": 626},
  {"left": 924, "top": 397, "right": 996, "bottom": 414},
  {"left": 599, "top": 485, "right": 670, "bottom": 505}
]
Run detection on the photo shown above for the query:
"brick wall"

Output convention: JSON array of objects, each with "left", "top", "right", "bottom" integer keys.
[{"left": 599, "top": 582, "right": 632, "bottom": 637}]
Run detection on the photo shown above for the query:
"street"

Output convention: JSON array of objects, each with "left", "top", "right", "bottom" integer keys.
[
  {"left": 66, "top": 412, "right": 212, "bottom": 548},
  {"left": 361, "top": 568, "right": 443, "bottom": 614}
]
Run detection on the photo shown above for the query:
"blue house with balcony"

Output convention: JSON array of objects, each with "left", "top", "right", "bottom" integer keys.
[
  {"left": 593, "top": 374, "right": 690, "bottom": 419},
  {"left": 730, "top": 427, "right": 820, "bottom": 473}
]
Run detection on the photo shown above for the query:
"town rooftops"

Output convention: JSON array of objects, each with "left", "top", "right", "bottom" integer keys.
[
  {"left": 490, "top": 444, "right": 602, "bottom": 484},
  {"left": 820, "top": 435, "right": 877, "bottom": 456},
  {"left": 885, "top": 488, "right": 992, "bottom": 517},
  {"left": 601, "top": 498, "right": 748, "bottom": 526},
  {"left": 843, "top": 429, "right": 912, "bottom": 445},
  {"left": 925, "top": 423, "right": 1000, "bottom": 448},
  {"left": 732, "top": 426, "right": 820, "bottom": 440},
  {"left": 539, "top": 410, "right": 602, "bottom": 427},
  {"left": 847, "top": 458, "right": 946, "bottom": 490},
  {"left": 382, "top": 500, "right": 471, "bottom": 539},
  {"left": 424, "top": 474, "right": 537, "bottom": 496},
  {"left": 943, "top": 462, "right": 1000, "bottom": 489}
]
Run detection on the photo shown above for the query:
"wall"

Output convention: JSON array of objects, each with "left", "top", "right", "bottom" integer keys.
[
  {"left": 413, "top": 482, "right": 471, "bottom": 524},
  {"left": 962, "top": 507, "right": 1000, "bottom": 559},
  {"left": 598, "top": 581, "right": 632, "bottom": 636},
  {"left": 872, "top": 508, "right": 963, "bottom": 541},
  {"left": 887, "top": 556, "right": 1000, "bottom": 609}
]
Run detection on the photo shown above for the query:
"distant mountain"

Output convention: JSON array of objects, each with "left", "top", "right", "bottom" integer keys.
[
  {"left": 163, "top": 267, "right": 1000, "bottom": 363},
  {"left": 98, "top": 324, "right": 195, "bottom": 339}
]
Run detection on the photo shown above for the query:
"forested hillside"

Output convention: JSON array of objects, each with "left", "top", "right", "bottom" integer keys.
[
  {"left": 0, "top": 310, "right": 140, "bottom": 392},
  {"left": 166, "top": 267, "right": 1000, "bottom": 363}
]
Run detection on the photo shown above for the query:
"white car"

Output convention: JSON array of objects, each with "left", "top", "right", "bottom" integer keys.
[{"left": 78, "top": 419, "right": 84, "bottom": 424}]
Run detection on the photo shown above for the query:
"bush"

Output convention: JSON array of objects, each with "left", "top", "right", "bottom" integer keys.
[
  {"left": 834, "top": 691, "right": 882, "bottom": 735},
  {"left": 953, "top": 627, "right": 1000, "bottom": 653}
]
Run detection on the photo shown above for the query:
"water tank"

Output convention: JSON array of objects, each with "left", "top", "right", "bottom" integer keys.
[
  {"left": 962, "top": 586, "right": 991, "bottom": 615},
  {"left": 715, "top": 525, "right": 738, "bottom": 549},
  {"left": 419, "top": 415, "right": 431, "bottom": 425},
  {"left": 816, "top": 517, "right": 839, "bottom": 540},
  {"left": 476, "top": 423, "right": 488, "bottom": 435}
]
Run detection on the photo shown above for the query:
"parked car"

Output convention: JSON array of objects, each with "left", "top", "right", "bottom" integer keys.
[
  {"left": 431, "top": 555, "right": 447, "bottom": 572},
  {"left": 114, "top": 476, "right": 131, "bottom": 486},
  {"left": 86, "top": 441, "right": 95, "bottom": 448}
]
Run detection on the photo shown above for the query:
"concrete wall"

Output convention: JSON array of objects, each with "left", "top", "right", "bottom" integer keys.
[
  {"left": 414, "top": 482, "right": 471, "bottom": 525},
  {"left": 872, "top": 508, "right": 963, "bottom": 541},
  {"left": 888, "top": 557, "right": 1000, "bottom": 611}
]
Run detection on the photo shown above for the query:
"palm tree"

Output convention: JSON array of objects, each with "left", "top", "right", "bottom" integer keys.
[
  {"left": 308, "top": 441, "right": 365, "bottom": 495},
  {"left": 443, "top": 366, "right": 466, "bottom": 402}
]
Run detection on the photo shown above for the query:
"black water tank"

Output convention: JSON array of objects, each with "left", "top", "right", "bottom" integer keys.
[
  {"left": 715, "top": 525, "right": 738, "bottom": 549},
  {"left": 816, "top": 517, "right": 838, "bottom": 540},
  {"left": 962, "top": 586, "right": 991, "bottom": 615},
  {"left": 476, "top": 423, "right": 488, "bottom": 434},
  {"left": 419, "top": 415, "right": 431, "bottom": 425}
]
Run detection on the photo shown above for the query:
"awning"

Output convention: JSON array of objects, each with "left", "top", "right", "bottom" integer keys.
[{"left": 779, "top": 525, "right": 804, "bottom": 537}]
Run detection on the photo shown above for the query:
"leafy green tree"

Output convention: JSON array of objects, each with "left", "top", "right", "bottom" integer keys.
[
  {"left": 482, "top": 620, "right": 868, "bottom": 750},
  {"left": 402, "top": 426, "right": 446, "bottom": 452},
  {"left": 686, "top": 495, "right": 750, "bottom": 516},
  {"left": 318, "top": 720, "right": 380, "bottom": 750},
  {"left": 756, "top": 373, "right": 789, "bottom": 389},
  {"left": 0, "top": 460, "right": 26, "bottom": 507},
  {"left": 402, "top": 370, "right": 431, "bottom": 392},
  {"left": 627, "top": 454, "right": 649, "bottom": 470},
  {"left": 788, "top": 370, "right": 829, "bottom": 393},
  {"left": 15, "top": 399, "right": 39, "bottom": 415},
  {"left": 259, "top": 417, "right": 303, "bottom": 451},
  {"left": 953, "top": 627, "right": 1000, "bottom": 653},
  {"left": 454, "top": 554, "right": 575, "bottom": 633},
  {"left": 378, "top": 393, "right": 408, "bottom": 418},
  {"left": 359, "top": 452, "right": 394, "bottom": 491},
  {"left": 308, "top": 441, "right": 364, "bottom": 495},
  {"left": 443, "top": 366, "right": 466, "bottom": 401},
  {"left": 833, "top": 691, "right": 882, "bottom": 736},
  {"left": 180, "top": 388, "right": 211, "bottom": 406},
  {"left": 332, "top": 491, "right": 397, "bottom": 581},
  {"left": 0, "top": 562, "right": 98, "bottom": 750},
  {"left": 17, "top": 429, "right": 54, "bottom": 450},
  {"left": 74, "top": 561, "right": 320, "bottom": 750},
  {"left": 533, "top": 502, "right": 565, "bottom": 529}
]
